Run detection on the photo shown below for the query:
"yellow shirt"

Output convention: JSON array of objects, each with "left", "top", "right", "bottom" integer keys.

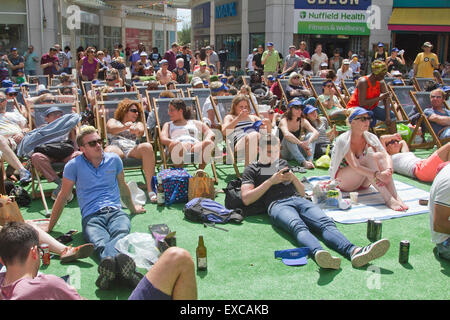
[{"left": 414, "top": 52, "right": 439, "bottom": 78}]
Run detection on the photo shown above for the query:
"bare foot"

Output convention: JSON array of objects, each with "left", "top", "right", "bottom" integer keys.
[
  {"left": 386, "top": 197, "right": 407, "bottom": 211},
  {"left": 396, "top": 197, "right": 409, "bottom": 211},
  {"left": 303, "top": 161, "right": 315, "bottom": 169}
]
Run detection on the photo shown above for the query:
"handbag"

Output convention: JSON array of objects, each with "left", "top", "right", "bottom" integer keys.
[
  {"left": 0, "top": 195, "right": 24, "bottom": 226},
  {"left": 34, "top": 140, "right": 74, "bottom": 162},
  {"left": 188, "top": 170, "right": 215, "bottom": 201}
]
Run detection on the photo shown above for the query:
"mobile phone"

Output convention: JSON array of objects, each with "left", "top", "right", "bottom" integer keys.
[{"left": 282, "top": 168, "right": 291, "bottom": 174}]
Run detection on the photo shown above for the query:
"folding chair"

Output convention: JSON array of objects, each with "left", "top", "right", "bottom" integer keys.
[
  {"left": 152, "top": 97, "right": 218, "bottom": 183},
  {"left": 408, "top": 91, "right": 449, "bottom": 150},
  {"left": 27, "top": 89, "right": 59, "bottom": 98},
  {"left": 412, "top": 77, "right": 434, "bottom": 92},
  {"left": 306, "top": 78, "right": 334, "bottom": 126},
  {"left": 27, "top": 75, "right": 50, "bottom": 87},
  {"left": 277, "top": 78, "right": 291, "bottom": 107},
  {"left": 174, "top": 83, "right": 192, "bottom": 97},
  {"left": 341, "top": 79, "right": 356, "bottom": 98},
  {"left": 30, "top": 103, "right": 80, "bottom": 213},
  {"left": 51, "top": 78, "right": 61, "bottom": 86},
  {"left": 388, "top": 85, "right": 417, "bottom": 120},
  {"left": 101, "top": 91, "right": 140, "bottom": 102},
  {"left": 146, "top": 89, "right": 183, "bottom": 111}
]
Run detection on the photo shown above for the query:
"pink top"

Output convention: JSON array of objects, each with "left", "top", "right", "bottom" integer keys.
[
  {"left": 0, "top": 272, "right": 82, "bottom": 300},
  {"left": 81, "top": 57, "right": 99, "bottom": 80}
]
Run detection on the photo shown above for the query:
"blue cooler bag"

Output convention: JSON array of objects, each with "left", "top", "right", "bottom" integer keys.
[{"left": 157, "top": 168, "right": 192, "bottom": 205}]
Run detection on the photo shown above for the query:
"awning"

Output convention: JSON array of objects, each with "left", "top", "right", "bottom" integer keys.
[
  {"left": 388, "top": 8, "right": 450, "bottom": 32},
  {"left": 71, "top": 0, "right": 114, "bottom": 10}
]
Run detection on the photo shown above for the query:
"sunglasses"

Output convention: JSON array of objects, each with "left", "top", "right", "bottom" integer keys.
[
  {"left": 106, "top": 78, "right": 116, "bottom": 82},
  {"left": 128, "top": 108, "right": 139, "bottom": 113},
  {"left": 386, "top": 139, "right": 399, "bottom": 146},
  {"left": 7, "top": 93, "right": 18, "bottom": 96},
  {"left": 354, "top": 117, "right": 372, "bottom": 122},
  {"left": 325, "top": 85, "right": 333, "bottom": 88},
  {"left": 84, "top": 139, "right": 103, "bottom": 147}
]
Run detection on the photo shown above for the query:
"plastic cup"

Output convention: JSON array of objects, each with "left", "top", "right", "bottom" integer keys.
[{"left": 350, "top": 192, "right": 358, "bottom": 204}]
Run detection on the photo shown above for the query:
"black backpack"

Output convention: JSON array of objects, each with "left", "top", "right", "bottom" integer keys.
[
  {"left": 183, "top": 198, "right": 244, "bottom": 224},
  {"left": 223, "top": 178, "right": 266, "bottom": 217}
]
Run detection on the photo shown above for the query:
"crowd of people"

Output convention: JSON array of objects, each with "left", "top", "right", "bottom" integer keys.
[{"left": 0, "top": 38, "right": 448, "bottom": 300}]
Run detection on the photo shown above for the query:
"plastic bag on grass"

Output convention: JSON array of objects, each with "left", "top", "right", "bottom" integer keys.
[{"left": 115, "top": 233, "right": 161, "bottom": 269}]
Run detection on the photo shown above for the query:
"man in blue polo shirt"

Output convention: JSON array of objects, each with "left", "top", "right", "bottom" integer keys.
[{"left": 45, "top": 126, "right": 146, "bottom": 290}]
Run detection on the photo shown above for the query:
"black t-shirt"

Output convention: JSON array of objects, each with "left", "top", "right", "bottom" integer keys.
[
  {"left": 253, "top": 53, "right": 263, "bottom": 69},
  {"left": 241, "top": 159, "right": 299, "bottom": 208}
]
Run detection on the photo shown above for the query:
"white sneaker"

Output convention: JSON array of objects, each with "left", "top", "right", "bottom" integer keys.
[
  {"left": 351, "top": 239, "right": 390, "bottom": 268},
  {"left": 314, "top": 250, "right": 341, "bottom": 270}
]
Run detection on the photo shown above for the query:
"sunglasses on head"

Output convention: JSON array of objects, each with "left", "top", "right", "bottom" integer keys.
[{"left": 84, "top": 139, "right": 103, "bottom": 147}]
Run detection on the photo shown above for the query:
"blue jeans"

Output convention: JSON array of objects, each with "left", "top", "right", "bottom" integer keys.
[
  {"left": 82, "top": 207, "right": 131, "bottom": 261},
  {"left": 281, "top": 132, "right": 316, "bottom": 164},
  {"left": 268, "top": 196, "right": 356, "bottom": 259},
  {"left": 371, "top": 106, "right": 396, "bottom": 122}
]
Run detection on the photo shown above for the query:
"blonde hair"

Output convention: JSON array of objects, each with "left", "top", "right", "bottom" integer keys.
[
  {"left": 230, "top": 94, "right": 251, "bottom": 116},
  {"left": 77, "top": 126, "right": 98, "bottom": 147}
]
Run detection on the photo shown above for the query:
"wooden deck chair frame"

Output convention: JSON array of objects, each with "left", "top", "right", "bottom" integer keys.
[
  {"left": 174, "top": 83, "right": 192, "bottom": 97},
  {"left": 30, "top": 103, "right": 80, "bottom": 214},
  {"left": 412, "top": 77, "right": 434, "bottom": 92},
  {"left": 100, "top": 91, "right": 141, "bottom": 102},
  {"left": 340, "top": 79, "right": 356, "bottom": 98},
  {"left": 146, "top": 89, "right": 183, "bottom": 112},
  {"left": 277, "top": 78, "right": 290, "bottom": 109},
  {"left": 388, "top": 85, "right": 418, "bottom": 121},
  {"left": 152, "top": 97, "right": 218, "bottom": 183},
  {"left": 407, "top": 91, "right": 446, "bottom": 150},
  {"left": 209, "top": 95, "right": 242, "bottom": 178},
  {"left": 306, "top": 78, "right": 334, "bottom": 125},
  {"left": 187, "top": 88, "right": 211, "bottom": 110}
]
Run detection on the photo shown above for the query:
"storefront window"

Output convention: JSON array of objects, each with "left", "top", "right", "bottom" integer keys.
[
  {"left": 104, "top": 26, "right": 121, "bottom": 53},
  {"left": 0, "top": 0, "right": 28, "bottom": 55},
  {"left": 250, "top": 33, "right": 265, "bottom": 51},
  {"left": 216, "top": 34, "right": 241, "bottom": 66},
  {"left": 77, "top": 23, "right": 99, "bottom": 49},
  {"left": 154, "top": 30, "right": 164, "bottom": 54}
]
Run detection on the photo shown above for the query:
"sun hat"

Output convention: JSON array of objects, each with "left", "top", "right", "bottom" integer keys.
[
  {"left": 303, "top": 105, "right": 318, "bottom": 115},
  {"left": 371, "top": 60, "right": 387, "bottom": 75}
]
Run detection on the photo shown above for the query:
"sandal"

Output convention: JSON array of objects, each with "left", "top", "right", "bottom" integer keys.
[{"left": 148, "top": 191, "right": 157, "bottom": 204}]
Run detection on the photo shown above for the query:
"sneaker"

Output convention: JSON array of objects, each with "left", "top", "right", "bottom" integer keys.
[
  {"left": 51, "top": 188, "right": 74, "bottom": 202},
  {"left": 314, "top": 250, "right": 341, "bottom": 270},
  {"left": 96, "top": 256, "right": 117, "bottom": 290},
  {"left": 19, "top": 169, "right": 32, "bottom": 186},
  {"left": 60, "top": 243, "right": 94, "bottom": 264},
  {"left": 115, "top": 253, "right": 143, "bottom": 288},
  {"left": 351, "top": 238, "right": 390, "bottom": 268}
]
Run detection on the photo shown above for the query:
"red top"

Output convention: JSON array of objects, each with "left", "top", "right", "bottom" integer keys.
[
  {"left": 40, "top": 54, "right": 59, "bottom": 77},
  {"left": 346, "top": 76, "right": 380, "bottom": 110}
]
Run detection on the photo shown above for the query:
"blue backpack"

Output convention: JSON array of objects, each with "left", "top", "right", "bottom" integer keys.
[{"left": 183, "top": 198, "right": 244, "bottom": 224}]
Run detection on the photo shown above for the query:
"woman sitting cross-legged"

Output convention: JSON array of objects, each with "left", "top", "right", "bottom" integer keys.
[
  {"left": 279, "top": 100, "right": 319, "bottom": 169},
  {"left": 329, "top": 107, "right": 408, "bottom": 211},
  {"left": 105, "top": 99, "right": 157, "bottom": 203},
  {"left": 160, "top": 99, "right": 215, "bottom": 169},
  {"left": 221, "top": 95, "right": 271, "bottom": 167}
]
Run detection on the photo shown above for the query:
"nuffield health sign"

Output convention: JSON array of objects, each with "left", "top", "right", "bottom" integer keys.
[{"left": 294, "top": 0, "right": 372, "bottom": 35}]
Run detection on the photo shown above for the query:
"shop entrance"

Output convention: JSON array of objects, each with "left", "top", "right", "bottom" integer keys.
[
  {"left": 393, "top": 33, "right": 439, "bottom": 66},
  {"left": 310, "top": 36, "right": 352, "bottom": 60}
]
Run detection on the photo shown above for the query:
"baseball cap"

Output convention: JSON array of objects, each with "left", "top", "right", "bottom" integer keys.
[
  {"left": 253, "top": 48, "right": 257, "bottom": 52},
  {"left": 5, "top": 87, "right": 18, "bottom": 95},
  {"left": 44, "top": 106, "right": 63, "bottom": 117},
  {"left": 349, "top": 107, "right": 375, "bottom": 127},
  {"left": 274, "top": 247, "right": 310, "bottom": 266},
  {"left": 191, "top": 77, "right": 203, "bottom": 86},
  {"left": 288, "top": 99, "right": 304, "bottom": 109},
  {"left": 377, "top": 42, "right": 384, "bottom": 47},
  {"left": 1, "top": 80, "right": 14, "bottom": 88},
  {"left": 343, "top": 59, "right": 350, "bottom": 65},
  {"left": 11, "top": 48, "right": 17, "bottom": 51},
  {"left": 391, "top": 48, "right": 399, "bottom": 52},
  {"left": 200, "top": 61, "right": 207, "bottom": 66},
  {"left": 320, "top": 62, "right": 328, "bottom": 67},
  {"left": 160, "top": 59, "right": 169, "bottom": 65},
  {"left": 267, "top": 42, "right": 274, "bottom": 47},
  {"left": 267, "top": 76, "right": 276, "bottom": 82},
  {"left": 303, "top": 105, "right": 318, "bottom": 115},
  {"left": 140, "top": 52, "right": 148, "bottom": 57},
  {"left": 351, "top": 54, "right": 358, "bottom": 58},
  {"left": 423, "top": 42, "right": 433, "bottom": 48},
  {"left": 205, "top": 46, "right": 212, "bottom": 50}
]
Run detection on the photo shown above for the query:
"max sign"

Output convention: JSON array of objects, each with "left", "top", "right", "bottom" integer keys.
[{"left": 215, "top": 2, "right": 237, "bottom": 19}]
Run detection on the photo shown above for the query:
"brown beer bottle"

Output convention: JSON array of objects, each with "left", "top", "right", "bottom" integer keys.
[
  {"left": 157, "top": 175, "right": 165, "bottom": 206},
  {"left": 196, "top": 236, "right": 207, "bottom": 271}
]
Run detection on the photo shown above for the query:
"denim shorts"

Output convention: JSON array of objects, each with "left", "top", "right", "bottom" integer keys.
[{"left": 128, "top": 276, "right": 172, "bottom": 300}]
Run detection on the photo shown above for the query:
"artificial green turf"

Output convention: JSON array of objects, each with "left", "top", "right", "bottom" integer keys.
[{"left": 18, "top": 147, "right": 450, "bottom": 300}]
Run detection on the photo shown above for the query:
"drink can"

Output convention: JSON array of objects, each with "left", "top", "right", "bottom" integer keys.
[
  {"left": 399, "top": 240, "right": 410, "bottom": 264},
  {"left": 41, "top": 243, "right": 51, "bottom": 265},
  {"left": 373, "top": 221, "right": 382, "bottom": 241},
  {"left": 367, "top": 218, "right": 375, "bottom": 241}
]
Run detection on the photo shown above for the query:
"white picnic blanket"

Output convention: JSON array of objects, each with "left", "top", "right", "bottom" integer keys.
[{"left": 306, "top": 176, "right": 430, "bottom": 224}]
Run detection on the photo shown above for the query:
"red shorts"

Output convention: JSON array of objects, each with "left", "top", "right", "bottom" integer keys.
[{"left": 414, "top": 151, "right": 444, "bottom": 182}]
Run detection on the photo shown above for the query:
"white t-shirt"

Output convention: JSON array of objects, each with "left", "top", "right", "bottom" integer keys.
[
  {"left": 0, "top": 110, "right": 27, "bottom": 137},
  {"left": 391, "top": 152, "right": 420, "bottom": 178},
  {"left": 311, "top": 52, "right": 328, "bottom": 74},
  {"left": 336, "top": 68, "right": 353, "bottom": 83},
  {"left": 429, "top": 163, "right": 450, "bottom": 244},
  {"left": 246, "top": 54, "right": 254, "bottom": 71}
]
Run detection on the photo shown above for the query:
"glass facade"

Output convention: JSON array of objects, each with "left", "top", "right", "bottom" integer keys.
[
  {"left": 154, "top": 30, "right": 164, "bottom": 54},
  {"left": 216, "top": 34, "right": 241, "bottom": 67},
  {"left": 0, "top": 0, "right": 28, "bottom": 55},
  {"left": 250, "top": 33, "right": 265, "bottom": 51},
  {"left": 103, "top": 26, "right": 121, "bottom": 53}
]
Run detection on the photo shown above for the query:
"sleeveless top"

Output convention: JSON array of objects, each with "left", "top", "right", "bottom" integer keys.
[
  {"left": 229, "top": 120, "right": 256, "bottom": 147},
  {"left": 346, "top": 76, "right": 380, "bottom": 110},
  {"left": 169, "top": 120, "right": 201, "bottom": 144},
  {"left": 175, "top": 68, "right": 188, "bottom": 84},
  {"left": 82, "top": 57, "right": 99, "bottom": 80}
]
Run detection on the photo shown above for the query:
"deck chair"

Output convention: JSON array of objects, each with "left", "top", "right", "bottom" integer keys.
[
  {"left": 152, "top": 97, "right": 218, "bottom": 183},
  {"left": 187, "top": 88, "right": 211, "bottom": 111},
  {"left": 51, "top": 78, "right": 61, "bottom": 86},
  {"left": 388, "top": 85, "right": 417, "bottom": 120},
  {"left": 341, "top": 79, "right": 356, "bottom": 98},
  {"left": 441, "top": 78, "right": 450, "bottom": 86},
  {"left": 101, "top": 91, "right": 140, "bottom": 102},
  {"left": 208, "top": 95, "right": 243, "bottom": 177},
  {"left": 27, "top": 75, "right": 50, "bottom": 87},
  {"left": 407, "top": 91, "right": 449, "bottom": 150},
  {"left": 306, "top": 78, "right": 335, "bottom": 125},
  {"left": 174, "top": 83, "right": 192, "bottom": 97},
  {"left": 27, "top": 89, "right": 59, "bottom": 98},
  {"left": 30, "top": 103, "right": 80, "bottom": 213},
  {"left": 146, "top": 89, "right": 183, "bottom": 111},
  {"left": 277, "top": 78, "right": 291, "bottom": 107},
  {"left": 412, "top": 77, "right": 434, "bottom": 91}
]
